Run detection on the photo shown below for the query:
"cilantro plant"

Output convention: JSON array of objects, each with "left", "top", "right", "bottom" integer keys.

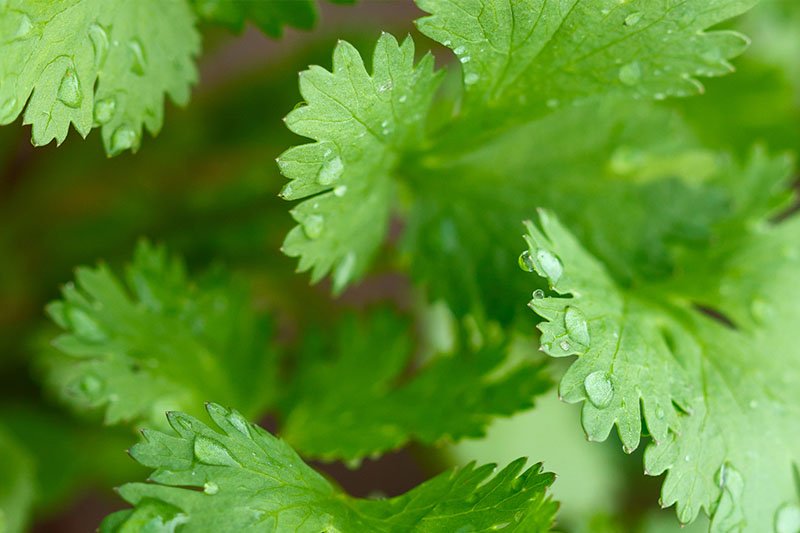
[{"left": 0, "top": 1, "right": 798, "bottom": 532}]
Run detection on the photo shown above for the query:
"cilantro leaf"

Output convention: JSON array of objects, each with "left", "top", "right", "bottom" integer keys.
[
  {"left": 41, "top": 241, "right": 276, "bottom": 429},
  {"left": 416, "top": 0, "right": 755, "bottom": 136},
  {"left": 103, "top": 403, "right": 558, "bottom": 532},
  {"left": 190, "top": 0, "right": 316, "bottom": 36},
  {"left": 0, "top": 428, "right": 35, "bottom": 533},
  {"left": 521, "top": 206, "right": 800, "bottom": 530},
  {"left": 280, "top": 311, "right": 552, "bottom": 462},
  {"left": 0, "top": 0, "right": 200, "bottom": 155},
  {"left": 278, "top": 33, "right": 441, "bottom": 291}
]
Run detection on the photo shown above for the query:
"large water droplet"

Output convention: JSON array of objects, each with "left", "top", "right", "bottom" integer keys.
[
  {"left": 518, "top": 250, "right": 535, "bottom": 272},
  {"left": 128, "top": 39, "right": 147, "bottom": 76},
  {"left": 624, "top": 12, "right": 643, "bottom": 26},
  {"left": 193, "top": 436, "right": 239, "bottom": 467},
  {"left": 619, "top": 61, "right": 642, "bottom": 86},
  {"left": 88, "top": 23, "right": 109, "bottom": 68},
  {"left": 203, "top": 481, "right": 219, "bottom": 495},
  {"left": 93, "top": 97, "right": 116, "bottom": 125},
  {"left": 536, "top": 249, "right": 563, "bottom": 284},
  {"left": 57, "top": 68, "right": 82, "bottom": 108},
  {"left": 110, "top": 125, "right": 138, "bottom": 154},
  {"left": 584, "top": 371, "right": 614, "bottom": 409},
  {"left": 302, "top": 214, "right": 324, "bottom": 240},
  {"left": 226, "top": 412, "right": 251, "bottom": 438},
  {"left": 564, "top": 306, "right": 590, "bottom": 347},
  {"left": 68, "top": 307, "right": 106, "bottom": 342},
  {"left": 776, "top": 503, "right": 800, "bottom": 533},
  {"left": 317, "top": 156, "right": 343, "bottom": 186}
]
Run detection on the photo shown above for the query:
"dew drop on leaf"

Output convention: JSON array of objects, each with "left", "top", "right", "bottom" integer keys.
[
  {"left": 93, "top": 97, "right": 117, "bottom": 125},
  {"left": 203, "top": 481, "right": 219, "bottom": 495},
  {"left": 618, "top": 61, "right": 642, "bottom": 86},
  {"left": 518, "top": 250, "right": 535, "bottom": 272},
  {"left": 78, "top": 374, "right": 104, "bottom": 399},
  {"left": 110, "top": 124, "right": 138, "bottom": 154},
  {"left": 564, "top": 306, "right": 590, "bottom": 347},
  {"left": 624, "top": 12, "right": 643, "bottom": 27},
  {"left": 584, "top": 371, "right": 614, "bottom": 409},
  {"left": 464, "top": 73, "right": 480, "bottom": 85},
  {"left": 775, "top": 503, "right": 800, "bottom": 533},
  {"left": 333, "top": 251, "right": 356, "bottom": 291},
  {"left": 317, "top": 156, "right": 343, "bottom": 186},
  {"left": 536, "top": 249, "right": 563, "bottom": 284},
  {"left": 333, "top": 185, "right": 347, "bottom": 197},
  {"left": 559, "top": 340, "right": 571, "bottom": 351},
  {"left": 129, "top": 39, "right": 147, "bottom": 76},
  {"left": 57, "top": 67, "right": 82, "bottom": 108},
  {"left": 532, "top": 289, "right": 545, "bottom": 300},
  {"left": 302, "top": 214, "right": 324, "bottom": 240},
  {"left": 193, "top": 436, "right": 240, "bottom": 467},
  {"left": 88, "top": 23, "right": 109, "bottom": 68},
  {"left": 226, "top": 412, "right": 251, "bottom": 438}
]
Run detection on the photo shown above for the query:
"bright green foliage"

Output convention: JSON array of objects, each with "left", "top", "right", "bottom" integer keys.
[
  {"left": 0, "top": 429, "right": 35, "bottom": 533},
  {"left": 279, "top": 0, "right": 762, "bottom": 292},
  {"left": 41, "top": 241, "right": 276, "bottom": 429},
  {"left": 280, "top": 311, "right": 551, "bottom": 461},
  {"left": 521, "top": 203, "right": 800, "bottom": 530},
  {"left": 103, "top": 403, "right": 558, "bottom": 532},
  {"left": 278, "top": 33, "right": 441, "bottom": 291},
  {"left": 190, "top": 0, "right": 316, "bottom": 36},
  {"left": 0, "top": 0, "right": 200, "bottom": 155}
]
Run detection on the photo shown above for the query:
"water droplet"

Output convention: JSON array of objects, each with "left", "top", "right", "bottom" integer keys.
[
  {"left": 78, "top": 374, "right": 104, "bottom": 399},
  {"left": 203, "top": 481, "right": 219, "bottom": 495},
  {"left": 128, "top": 39, "right": 147, "bottom": 76},
  {"left": 398, "top": 95, "right": 407, "bottom": 103},
  {"left": 655, "top": 406, "right": 665, "bottom": 419},
  {"left": 684, "top": 454, "right": 691, "bottom": 462},
  {"left": 624, "top": 12, "right": 642, "bottom": 26},
  {"left": 559, "top": 340, "right": 571, "bottom": 351},
  {"left": 93, "top": 97, "right": 116, "bottom": 125},
  {"left": 531, "top": 289, "right": 545, "bottom": 300},
  {"left": 302, "top": 214, "right": 324, "bottom": 240},
  {"left": 518, "top": 250, "right": 535, "bottom": 272},
  {"left": 460, "top": 56, "right": 471, "bottom": 64},
  {"left": 618, "top": 61, "right": 642, "bottom": 86},
  {"left": 57, "top": 67, "right": 82, "bottom": 108},
  {"left": 333, "top": 251, "right": 356, "bottom": 290},
  {"left": 333, "top": 185, "right": 347, "bottom": 197},
  {"left": 88, "top": 23, "right": 109, "bottom": 68},
  {"left": 464, "top": 73, "right": 480, "bottom": 85},
  {"left": 193, "top": 436, "right": 239, "bottom": 467},
  {"left": 317, "top": 156, "right": 343, "bottom": 186},
  {"left": 536, "top": 249, "right": 563, "bottom": 284},
  {"left": 749, "top": 400, "right": 759, "bottom": 409},
  {"left": 0, "top": 97, "right": 17, "bottom": 123},
  {"left": 775, "top": 503, "right": 800, "bottom": 533},
  {"left": 584, "top": 371, "right": 614, "bottom": 408},
  {"left": 109, "top": 125, "right": 138, "bottom": 154},
  {"left": 226, "top": 412, "right": 251, "bottom": 438},
  {"left": 11, "top": 13, "right": 32, "bottom": 40},
  {"left": 68, "top": 307, "right": 106, "bottom": 342},
  {"left": 546, "top": 98, "right": 559, "bottom": 109},
  {"left": 564, "top": 306, "right": 590, "bottom": 347},
  {"left": 453, "top": 45, "right": 466, "bottom": 55},
  {"left": 377, "top": 81, "right": 392, "bottom": 92}
]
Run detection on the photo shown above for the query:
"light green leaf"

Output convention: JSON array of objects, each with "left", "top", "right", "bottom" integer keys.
[
  {"left": 521, "top": 208, "right": 800, "bottom": 531},
  {"left": 103, "top": 403, "right": 558, "bottom": 532},
  {"left": 280, "top": 311, "right": 552, "bottom": 461},
  {"left": 41, "top": 241, "right": 276, "bottom": 429},
  {"left": 278, "top": 33, "right": 442, "bottom": 291},
  {"left": 0, "top": 0, "right": 199, "bottom": 155}
]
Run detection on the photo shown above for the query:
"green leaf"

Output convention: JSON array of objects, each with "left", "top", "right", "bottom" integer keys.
[
  {"left": 40, "top": 241, "right": 276, "bottom": 429},
  {"left": 278, "top": 33, "right": 442, "bottom": 291},
  {"left": 103, "top": 403, "right": 558, "bottom": 532},
  {"left": 521, "top": 207, "right": 800, "bottom": 530},
  {"left": 280, "top": 311, "right": 552, "bottom": 461},
  {"left": 0, "top": 0, "right": 199, "bottom": 155},
  {"left": 190, "top": 0, "right": 316, "bottom": 36},
  {"left": 0, "top": 428, "right": 35, "bottom": 533},
  {"left": 416, "top": 0, "right": 756, "bottom": 137}
]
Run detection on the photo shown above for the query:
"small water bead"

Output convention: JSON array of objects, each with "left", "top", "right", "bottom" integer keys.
[
  {"left": 398, "top": 95, "right": 407, "bottom": 103},
  {"left": 377, "top": 80, "right": 392, "bottom": 92},
  {"left": 88, "top": 23, "right": 109, "bottom": 68},
  {"left": 57, "top": 67, "right": 82, "bottom": 108},
  {"left": 559, "top": 340, "right": 571, "bottom": 352},
  {"left": 93, "top": 97, "right": 116, "bottom": 125},
  {"left": 518, "top": 250, "right": 536, "bottom": 272},
  {"left": 464, "top": 73, "right": 480, "bottom": 85},
  {"left": 655, "top": 406, "right": 665, "bottom": 419},
  {"left": 453, "top": 45, "right": 466, "bottom": 55},
  {"left": 584, "top": 371, "right": 614, "bottom": 409},
  {"left": 193, "top": 436, "right": 240, "bottom": 467},
  {"left": 564, "top": 306, "right": 590, "bottom": 347},
  {"left": 460, "top": 56, "right": 471, "bottom": 64},
  {"left": 317, "top": 156, "right": 343, "bottom": 186},
  {"left": 79, "top": 374, "right": 104, "bottom": 399},
  {"left": 618, "top": 61, "right": 642, "bottom": 86},
  {"left": 333, "top": 185, "right": 347, "bottom": 197},
  {"left": 531, "top": 289, "right": 545, "bottom": 300},
  {"left": 110, "top": 124, "right": 138, "bottom": 154},
  {"left": 775, "top": 503, "right": 800, "bottom": 533},
  {"left": 128, "top": 39, "right": 147, "bottom": 76},
  {"left": 302, "top": 214, "right": 324, "bottom": 240},
  {"left": 536, "top": 248, "right": 563, "bottom": 284},
  {"left": 226, "top": 412, "right": 251, "bottom": 437},
  {"left": 203, "top": 481, "right": 219, "bottom": 495},
  {"left": 623, "top": 12, "right": 643, "bottom": 26}
]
